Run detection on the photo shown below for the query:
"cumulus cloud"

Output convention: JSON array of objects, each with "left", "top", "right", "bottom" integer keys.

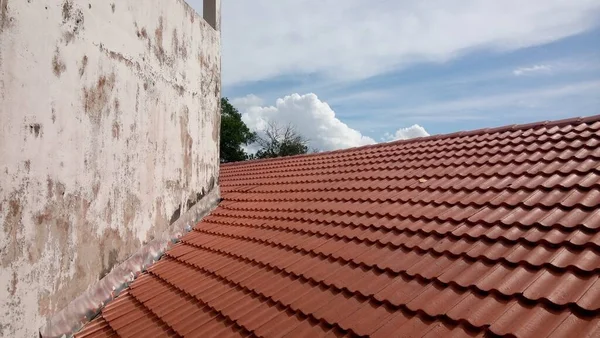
[
  {"left": 233, "top": 93, "right": 431, "bottom": 152},
  {"left": 383, "top": 125, "right": 430, "bottom": 141},
  {"left": 230, "top": 94, "right": 264, "bottom": 110},
  {"left": 200, "top": 0, "right": 600, "bottom": 85},
  {"left": 233, "top": 93, "right": 376, "bottom": 152},
  {"left": 513, "top": 64, "right": 552, "bottom": 76}
]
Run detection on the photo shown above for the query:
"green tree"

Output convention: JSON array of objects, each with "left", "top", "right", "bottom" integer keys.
[
  {"left": 253, "top": 121, "right": 309, "bottom": 159},
  {"left": 220, "top": 97, "right": 256, "bottom": 163}
]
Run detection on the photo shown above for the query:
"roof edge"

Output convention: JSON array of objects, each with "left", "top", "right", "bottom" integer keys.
[{"left": 222, "top": 114, "right": 600, "bottom": 167}]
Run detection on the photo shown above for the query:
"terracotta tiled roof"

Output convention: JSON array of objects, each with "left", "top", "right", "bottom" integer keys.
[{"left": 76, "top": 115, "right": 600, "bottom": 338}]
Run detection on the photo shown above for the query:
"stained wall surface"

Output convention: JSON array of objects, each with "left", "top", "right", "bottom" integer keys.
[{"left": 0, "top": 0, "right": 220, "bottom": 336}]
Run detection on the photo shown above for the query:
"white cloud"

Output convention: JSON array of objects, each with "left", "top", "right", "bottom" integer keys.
[
  {"left": 233, "top": 93, "right": 376, "bottom": 151},
  {"left": 383, "top": 125, "right": 430, "bottom": 141},
  {"left": 198, "top": 0, "right": 600, "bottom": 85},
  {"left": 412, "top": 80, "right": 600, "bottom": 114},
  {"left": 513, "top": 64, "right": 552, "bottom": 76},
  {"left": 230, "top": 94, "right": 264, "bottom": 110},
  {"left": 372, "top": 80, "right": 600, "bottom": 121}
]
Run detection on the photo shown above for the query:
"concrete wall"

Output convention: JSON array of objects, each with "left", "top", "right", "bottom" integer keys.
[{"left": 0, "top": 0, "right": 220, "bottom": 336}]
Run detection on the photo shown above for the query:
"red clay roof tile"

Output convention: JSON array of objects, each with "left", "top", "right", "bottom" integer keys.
[{"left": 76, "top": 115, "right": 600, "bottom": 337}]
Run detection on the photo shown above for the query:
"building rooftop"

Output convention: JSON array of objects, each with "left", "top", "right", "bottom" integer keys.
[{"left": 77, "top": 115, "right": 600, "bottom": 337}]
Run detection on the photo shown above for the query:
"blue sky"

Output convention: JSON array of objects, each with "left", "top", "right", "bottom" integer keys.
[{"left": 190, "top": 0, "right": 600, "bottom": 150}]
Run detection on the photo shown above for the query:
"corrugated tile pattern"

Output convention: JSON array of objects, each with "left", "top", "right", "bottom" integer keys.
[{"left": 77, "top": 116, "right": 600, "bottom": 337}]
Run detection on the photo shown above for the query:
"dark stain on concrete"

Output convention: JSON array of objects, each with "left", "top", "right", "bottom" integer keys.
[
  {"left": 212, "top": 106, "right": 220, "bottom": 143},
  {"left": 1, "top": 194, "right": 24, "bottom": 268},
  {"left": 62, "top": 30, "right": 75, "bottom": 45},
  {"left": 28, "top": 123, "right": 42, "bottom": 137},
  {"left": 180, "top": 37, "right": 188, "bottom": 60},
  {"left": 110, "top": 3, "right": 115, "bottom": 13},
  {"left": 61, "top": 0, "right": 84, "bottom": 44},
  {"left": 135, "top": 22, "right": 150, "bottom": 51},
  {"left": 24, "top": 160, "right": 30, "bottom": 173},
  {"left": 154, "top": 16, "right": 165, "bottom": 63},
  {"left": 112, "top": 121, "right": 120, "bottom": 139},
  {"left": 152, "top": 198, "right": 169, "bottom": 236},
  {"left": 186, "top": 190, "right": 204, "bottom": 212},
  {"left": 165, "top": 180, "right": 179, "bottom": 191},
  {"left": 62, "top": 0, "right": 72, "bottom": 22},
  {"left": 168, "top": 177, "right": 214, "bottom": 227},
  {"left": 179, "top": 106, "right": 193, "bottom": 186},
  {"left": 108, "top": 50, "right": 135, "bottom": 68},
  {"left": 0, "top": 0, "right": 10, "bottom": 34},
  {"left": 208, "top": 176, "right": 215, "bottom": 192},
  {"left": 79, "top": 55, "right": 88, "bottom": 77},
  {"left": 98, "top": 248, "right": 117, "bottom": 280},
  {"left": 135, "top": 84, "right": 140, "bottom": 113},
  {"left": 92, "top": 181, "right": 100, "bottom": 199},
  {"left": 172, "top": 28, "right": 179, "bottom": 56},
  {"left": 103, "top": 199, "right": 112, "bottom": 225},
  {"left": 74, "top": 8, "right": 84, "bottom": 28},
  {"left": 51, "top": 107, "right": 56, "bottom": 123},
  {"left": 9, "top": 270, "right": 17, "bottom": 296},
  {"left": 175, "top": 84, "right": 184, "bottom": 96},
  {"left": 98, "top": 44, "right": 142, "bottom": 75},
  {"left": 82, "top": 73, "right": 116, "bottom": 125},
  {"left": 197, "top": 50, "right": 208, "bottom": 68},
  {"left": 47, "top": 177, "right": 54, "bottom": 199},
  {"left": 123, "top": 192, "right": 140, "bottom": 228},
  {"left": 56, "top": 181, "right": 65, "bottom": 197},
  {"left": 172, "top": 28, "right": 187, "bottom": 59},
  {"left": 169, "top": 204, "right": 181, "bottom": 225},
  {"left": 52, "top": 48, "right": 66, "bottom": 77}
]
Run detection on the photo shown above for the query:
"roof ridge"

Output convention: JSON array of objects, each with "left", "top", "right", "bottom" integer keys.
[{"left": 221, "top": 114, "right": 600, "bottom": 167}]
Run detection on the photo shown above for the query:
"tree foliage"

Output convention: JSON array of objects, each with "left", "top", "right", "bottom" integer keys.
[
  {"left": 252, "top": 121, "right": 309, "bottom": 159},
  {"left": 220, "top": 97, "right": 256, "bottom": 163},
  {"left": 219, "top": 98, "right": 311, "bottom": 162}
]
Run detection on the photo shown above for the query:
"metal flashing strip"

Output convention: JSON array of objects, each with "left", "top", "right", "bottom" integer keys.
[{"left": 39, "top": 186, "right": 221, "bottom": 338}]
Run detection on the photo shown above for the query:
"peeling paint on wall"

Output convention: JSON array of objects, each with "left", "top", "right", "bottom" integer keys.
[
  {"left": 0, "top": 0, "right": 221, "bottom": 336},
  {"left": 40, "top": 186, "right": 220, "bottom": 338}
]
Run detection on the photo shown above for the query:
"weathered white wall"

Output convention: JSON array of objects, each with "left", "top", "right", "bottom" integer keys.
[{"left": 0, "top": 0, "right": 220, "bottom": 336}]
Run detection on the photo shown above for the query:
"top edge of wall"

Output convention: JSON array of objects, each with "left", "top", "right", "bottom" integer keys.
[{"left": 176, "top": 0, "right": 220, "bottom": 31}]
